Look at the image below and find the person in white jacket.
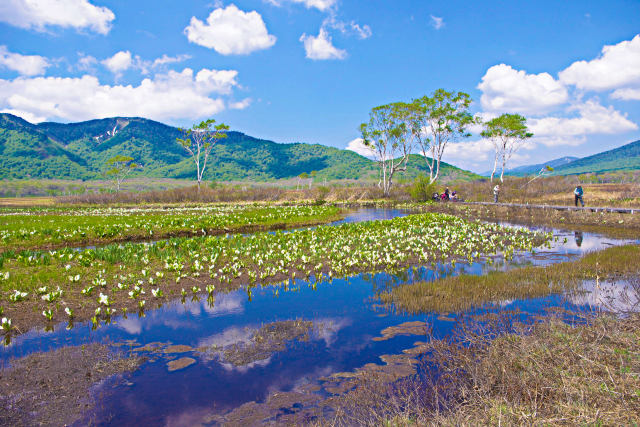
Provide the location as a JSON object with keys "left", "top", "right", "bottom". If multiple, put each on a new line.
{"left": 493, "top": 184, "right": 500, "bottom": 203}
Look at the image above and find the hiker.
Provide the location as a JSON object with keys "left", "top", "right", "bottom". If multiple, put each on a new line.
{"left": 444, "top": 187, "right": 450, "bottom": 201}
{"left": 493, "top": 184, "right": 500, "bottom": 203}
{"left": 574, "top": 185, "right": 585, "bottom": 207}
{"left": 432, "top": 192, "right": 440, "bottom": 202}
{"left": 450, "top": 191, "right": 458, "bottom": 201}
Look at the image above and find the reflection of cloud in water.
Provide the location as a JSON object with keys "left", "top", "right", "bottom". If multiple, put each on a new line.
{"left": 184, "top": 292, "right": 244, "bottom": 317}
{"left": 570, "top": 280, "right": 639, "bottom": 313}
{"left": 220, "top": 357, "right": 271, "bottom": 373}
{"left": 116, "top": 317, "right": 142, "bottom": 335}
{"left": 203, "top": 292, "right": 244, "bottom": 315}
{"left": 198, "top": 325, "right": 255, "bottom": 349}
{"left": 115, "top": 293, "right": 245, "bottom": 335}
{"left": 313, "top": 317, "right": 351, "bottom": 347}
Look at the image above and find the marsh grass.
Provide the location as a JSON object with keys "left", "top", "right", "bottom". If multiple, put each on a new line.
{"left": 424, "top": 202, "right": 640, "bottom": 238}
{"left": 329, "top": 313, "right": 640, "bottom": 426}
{"left": 382, "top": 244, "right": 640, "bottom": 314}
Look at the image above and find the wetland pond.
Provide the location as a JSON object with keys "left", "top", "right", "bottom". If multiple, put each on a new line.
{"left": 1, "top": 208, "right": 637, "bottom": 426}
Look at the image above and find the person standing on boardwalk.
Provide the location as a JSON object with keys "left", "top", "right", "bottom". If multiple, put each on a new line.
{"left": 493, "top": 184, "right": 500, "bottom": 203}
{"left": 574, "top": 185, "right": 585, "bottom": 207}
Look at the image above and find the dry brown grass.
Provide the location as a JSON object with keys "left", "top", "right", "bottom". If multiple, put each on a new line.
{"left": 0, "top": 196, "right": 55, "bottom": 207}
{"left": 424, "top": 201, "right": 640, "bottom": 238}
{"left": 322, "top": 312, "right": 640, "bottom": 427}
{"left": 458, "top": 176, "right": 640, "bottom": 208}
{"left": 382, "top": 244, "right": 640, "bottom": 314}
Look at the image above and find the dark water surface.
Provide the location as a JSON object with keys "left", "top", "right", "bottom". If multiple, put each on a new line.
{"left": 1, "top": 209, "right": 636, "bottom": 426}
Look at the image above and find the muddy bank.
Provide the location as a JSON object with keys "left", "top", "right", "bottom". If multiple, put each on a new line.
{"left": 0, "top": 343, "right": 145, "bottom": 426}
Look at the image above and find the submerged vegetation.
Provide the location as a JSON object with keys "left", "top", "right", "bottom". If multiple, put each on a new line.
{"left": 382, "top": 244, "right": 640, "bottom": 314}
{"left": 0, "top": 212, "right": 547, "bottom": 335}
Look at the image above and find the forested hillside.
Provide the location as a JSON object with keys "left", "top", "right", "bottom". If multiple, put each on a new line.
{"left": 0, "top": 113, "right": 480, "bottom": 182}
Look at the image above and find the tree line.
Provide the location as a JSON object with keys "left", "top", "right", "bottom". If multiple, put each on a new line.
{"left": 360, "top": 89, "right": 533, "bottom": 196}
{"left": 105, "top": 88, "right": 531, "bottom": 195}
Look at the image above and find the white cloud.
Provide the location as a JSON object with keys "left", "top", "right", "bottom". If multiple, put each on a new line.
{"left": 101, "top": 51, "right": 192, "bottom": 76}
{"left": 0, "top": 0, "right": 115, "bottom": 34}
{"left": 0, "top": 68, "right": 240, "bottom": 123}
{"left": 0, "top": 108, "right": 46, "bottom": 123}
{"left": 76, "top": 53, "right": 98, "bottom": 72}
{"left": 444, "top": 139, "right": 494, "bottom": 163}
{"left": 229, "top": 97, "right": 252, "bottom": 109}
{"left": 612, "top": 87, "right": 640, "bottom": 101}
{"left": 185, "top": 4, "right": 276, "bottom": 55}
{"left": 430, "top": 15, "right": 444, "bottom": 30}
{"left": 478, "top": 64, "right": 568, "bottom": 115}
{"left": 300, "top": 28, "right": 347, "bottom": 60}
{"left": 346, "top": 138, "right": 376, "bottom": 158}
{"left": 151, "top": 54, "right": 192, "bottom": 69}
{"left": 266, "top": 0, "right": 337, "bottom": 12}
{"left": 559, "top": 34, "right": 640, "bottom": 92}
{"left": 322, "top": 15, "right": 372, "bottom": 40}
{"left": 101, "top": 50, "right": 132, "bottom": 74}
{"left": 0, "top": 46, "right": 50, "bottom": 76}
{"left": 529, "top": 99, "right": 638, "bottom": 146}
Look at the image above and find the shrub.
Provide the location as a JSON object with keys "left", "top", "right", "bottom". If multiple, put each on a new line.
{"left": 408, "top": 175, "right": 438, "bottom": 202}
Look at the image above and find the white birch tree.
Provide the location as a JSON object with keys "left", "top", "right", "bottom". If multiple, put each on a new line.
{"left": 411, "top": 89, "right": 475, "bottom": 184}
{"left": 176, "top": 119, "right": 229, "bottom": 192}
{"left": 481, "top": 113, "right": 533, "bottom": 182}
{"left": 105, "top": 155, "right": 140, "bottom": 192}
{"left": 360, "top": 102, "right": 413, "bottom": 197}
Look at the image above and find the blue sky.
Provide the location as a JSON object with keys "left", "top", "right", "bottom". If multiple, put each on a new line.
{"left": 0, "top": 0, "right": 639, "bottom": 173}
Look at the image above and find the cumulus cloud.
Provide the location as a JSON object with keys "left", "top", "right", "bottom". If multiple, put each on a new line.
{"left": 0, "top": 0, "right": 115, "bottom": 34}
{"left": 0, "top": 68, "right": 240, "bottom": 123}
{"left": 101, "top": 50, "right": 132, "bottom": 74}
{"left": 430, "top": 15, "right": 444, "bottom": 30}
{"left": 101, "top": 51, "right": 192, "bottom": 76}
{"left": 346, "top": 138, "right": 376, "bottom": 158}
{"left": 75, "top": 53, "right": 98, "bottom": 72}
{"left": 0, "top": 46, "right": 50, "bottom": 76}
{"left": 185, "top": 4, "right": 276, "bottom": 55}
{"left": 529, "top": 99, "right": 638, "bottom": 146}
{"left": 266, "top": 0, "right": 337, "bottom": 12}
{"left": 322, "top": 15, "right": 372, "bottom": 40}
{"left": 612, "top": 87, "right": 640, "bottom": 101}
{"left": 300, "top": 28, "right": 347, "bottom": 60}
{"left": 229, "top": 97, "right": 252, "bottom": 109}
{"left": 559, "top": 34, "right": 640, "bottom": 92}
{"left": 478, "top": 64, "right": 568, "bottom": 115}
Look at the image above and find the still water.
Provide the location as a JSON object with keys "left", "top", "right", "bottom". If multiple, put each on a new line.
{"left": 1, "top": 209, "right": 636, "bottom": 425}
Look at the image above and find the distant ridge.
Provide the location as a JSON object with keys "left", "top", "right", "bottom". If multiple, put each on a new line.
{"left": 551, "top": 139, "right": 640, "bottom": 175}
{"left": 504, "top": 156, "right": 579, "bottom": 177}
{"left": 0, "top": 113, "right": 480, "bottom": 182}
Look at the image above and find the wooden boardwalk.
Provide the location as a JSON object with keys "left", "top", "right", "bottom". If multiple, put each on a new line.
{"left": 463, "top": 201, "right": 639, "bottom": 214}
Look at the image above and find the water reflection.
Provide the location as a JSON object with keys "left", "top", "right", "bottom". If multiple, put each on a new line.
{"left": 1, "top": 210, "right": 637, "bottom": 426}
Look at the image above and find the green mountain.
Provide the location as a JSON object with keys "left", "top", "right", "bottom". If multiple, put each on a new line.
{"left": 0, "top": 113, "right": 480, "bottom": 182}
{"left": 499, "top": 156, "right": 579, "bottom": 177}
{"left": 550, "top": 140, "right": 640, "bottom": 175}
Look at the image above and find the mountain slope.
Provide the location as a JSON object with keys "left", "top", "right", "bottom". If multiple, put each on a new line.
{"left": 0, "top": 113, "right": 480, "bottom": 182}
{"left": 551, "top": 140, "right": 640, "bottom": 175}
{"left": 505, "top": 156, "right": 579, "bottom": 176}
